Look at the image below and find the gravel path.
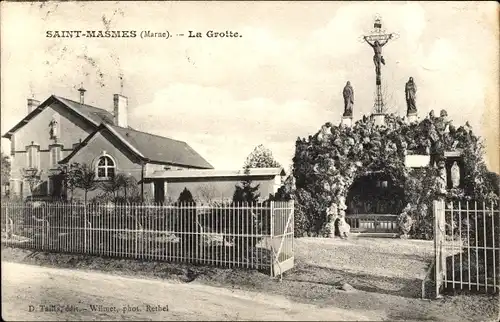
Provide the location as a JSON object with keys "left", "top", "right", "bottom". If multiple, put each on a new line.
{"left": 293, "top": 236, "right": 434, "bottom": 298}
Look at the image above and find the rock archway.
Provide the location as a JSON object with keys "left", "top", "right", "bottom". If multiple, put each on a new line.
{"left": 292, "top": 112, "right": 498, "bottom": 239}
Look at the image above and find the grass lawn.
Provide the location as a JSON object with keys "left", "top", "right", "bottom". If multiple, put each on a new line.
{"left": 2, "top": 235, "right": 499, "bottom": 321}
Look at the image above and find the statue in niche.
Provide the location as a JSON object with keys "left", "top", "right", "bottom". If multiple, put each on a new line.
{"left": 451, "top": 161, "right": 461, "bottom": 188}
{"left": 342, "top": 81, "right": 354, "bottom": 117}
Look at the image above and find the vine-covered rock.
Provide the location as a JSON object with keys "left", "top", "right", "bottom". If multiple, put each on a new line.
{"left": 291, "top": 111, "right": 499, "bottom": 238}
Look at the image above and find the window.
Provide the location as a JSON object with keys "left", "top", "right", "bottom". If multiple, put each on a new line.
{"left": 27, "top": 145, "right": 39, "bottom": 169}
{"left": 50, "top": 146, "right": 62, "bottom": 168}
{"left": 96, "top": 155, "right": 115, "bottom": 179}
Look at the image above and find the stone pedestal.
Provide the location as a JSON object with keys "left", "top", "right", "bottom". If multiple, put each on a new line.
{"left": 341, "top": 116, "right": 353, "bottom": 127}
{"left": 407, "top": 113, "right": 417, "bottom": 123}
{"left": 372, "top": 113, "right": 385, "bottom": 127}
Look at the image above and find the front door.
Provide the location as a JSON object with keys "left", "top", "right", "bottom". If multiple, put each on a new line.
{"left": 154, "top": 180, "right": 165, "bottom": 203}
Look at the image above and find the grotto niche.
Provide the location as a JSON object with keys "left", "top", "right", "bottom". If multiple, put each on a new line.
{"left": 346, "top": 172, "right": 405, "bottom": 215}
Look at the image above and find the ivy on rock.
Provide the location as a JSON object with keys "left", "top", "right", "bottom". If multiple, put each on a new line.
{"left": 291, "top": 111, "right": 499, "bottom": 239}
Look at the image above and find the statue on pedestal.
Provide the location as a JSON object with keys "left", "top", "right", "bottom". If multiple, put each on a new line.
{"left": 326, "top": 203, "right": 338, "bottom": 238}
{"left": 317, "top": 123, "right": 332, "bottom": 143}
{"left": 342, "top": 81, "right": 354, "bottom": 117}
{"left": 334, "top": 196, "right": 350, "bottom": 239}
{"left": 398, "top": 203, "right": 413, "bottom": 239}
{"left": 405, "top": 77, "right": 417, "bottom": 115}
{"left": 49, "top": 117, "right": 59, "bottom": 140}
{"left": 436, "top": 161, "right": 447, "bottom": 194}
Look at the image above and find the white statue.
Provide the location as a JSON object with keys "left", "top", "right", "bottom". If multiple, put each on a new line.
{"left": 318, "top": 124, "right": 332, "bottom": 143}
{"left": 49, "top": 117, "right": 59, "bottom": 140}
{"left": 437, "top": 161, "right": 447, "bottom": 193}
{"left": 451, "top": 161, "right": 460, "bottom": 188}
{"left": 338, "top": 195, "right": 347, "bottom": 211}
{"left": 337, "top": 208, "right": 350, "bottom": 238}
{"left": 326, "top": 203, "right": 338, "bottom": 238}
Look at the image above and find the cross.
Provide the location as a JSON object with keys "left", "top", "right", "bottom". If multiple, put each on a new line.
{"left": 361, "top": 15, "right": 398, "bottom": 114}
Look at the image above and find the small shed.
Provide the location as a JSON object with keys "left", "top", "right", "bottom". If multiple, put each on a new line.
{"left": 145, "top": 167, "right": 286, "bottom": 203}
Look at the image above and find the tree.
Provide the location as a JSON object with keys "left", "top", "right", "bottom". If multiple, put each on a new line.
{"left": 119, "top": 174, "right": 138, "bottom": 201}
{"left": 233, "top": 166, "right": 260, "bottom": 203}
{"left": 58, "top": 164, "right": 78, "bottom": 202}
{"left": 178, "top": 187, "right": 195, "bottom": 203}
{"left": 50, "top": 168, "right": 67, "bottom": 201}
{"left": 485, "top": 171, "right": 500, "bottom": 196}
{"left": 20, "top": 168, "right": 43, "bottom": 201}
{"left": 98, "top": 173, "right": 139, "bottom": 203}
{"left": 1, "top": 152, "right": 10, "bottom": 189}
{"left": 243, "top": 144, "right": 282, "bottom": 168}
{"left": 100, "top": 173, "right": 124, "bottom": 201}
{"left": 71, "top": 163, "right": 97, "bottom": 204}
{"left": 196, "top": 183, "right": 219, "bottom": 203}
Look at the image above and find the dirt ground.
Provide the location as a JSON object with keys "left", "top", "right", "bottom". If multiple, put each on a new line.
{"left": 2, "top": 236, "right": 499, "bottom": 321}
{"left": 2, "top": 261, "right": 383, "bottom": 321}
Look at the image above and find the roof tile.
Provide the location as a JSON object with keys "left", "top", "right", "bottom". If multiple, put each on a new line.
{"left": 109, "top": 125, "right": 214, "bottom": 169}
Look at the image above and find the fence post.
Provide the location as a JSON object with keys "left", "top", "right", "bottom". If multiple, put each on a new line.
{"left": 84, "top": 203, "right": 88, "bottom": 253}
{"left": 269, "top": 201, "right": 274, "bottom": 277}
{"left": 43, "top": 204, "right": 47, "bottom": 250}
{"left": 290, "top": 199, "right": 294, "bottom": 258}
{"left": 5, "top": 205, "right": 12, "bottom": 239}
{"left": 135, "top": 205, "right": 138, "bottom": 258}
{"left": 195, "top": 204, "right": 199, "bottom": 263}
{"left": 434, "top": 199, "right": 444, "bottom": 299}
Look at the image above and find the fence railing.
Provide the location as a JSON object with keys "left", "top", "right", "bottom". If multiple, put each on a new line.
{"left": 434, "top": 199, "right": 500, "bottom": 297}
{"left": 1, "top": 201, "right": 294, "bottom": 277}
{"left": 345, "top": 214, "right": 399, "bottom": 234}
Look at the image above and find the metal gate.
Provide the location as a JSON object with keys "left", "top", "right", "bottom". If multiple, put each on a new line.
{"left": 269, "top": 201, "right": 294, "bottom": 277}
{"left": 434, "top": 199, "right": 500, "bottom": 297}
{"left": 346, "top": 213, "right": 399, "bottom": 234}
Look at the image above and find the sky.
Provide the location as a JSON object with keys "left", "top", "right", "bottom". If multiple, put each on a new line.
{"left": 1, "top": 1, "right": 498, "bottom": 173}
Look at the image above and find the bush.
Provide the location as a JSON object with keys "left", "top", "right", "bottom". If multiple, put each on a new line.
{"left": 177, "top": 188, "right": 195, "bottom": 204}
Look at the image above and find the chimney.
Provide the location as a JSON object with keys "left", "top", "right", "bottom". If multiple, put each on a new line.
{"left": 113, "top": 94, "right": 128, "bottom": 127}
{"left": 27, "top": 98, "right": 40, "bottom": 114}
{"left": 78, "top": 87, "right": 86, "bottom": 104}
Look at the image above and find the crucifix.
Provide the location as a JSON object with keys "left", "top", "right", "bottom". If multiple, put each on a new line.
{"left": 361, "top": 15, "right": 397, "bottom": 114}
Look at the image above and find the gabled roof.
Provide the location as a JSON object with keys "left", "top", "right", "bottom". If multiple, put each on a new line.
{"left": 2, "top": 95, "right": 114, "bottom": 139}
{"left": 146, "top": 167, "right": 285, "bottom": 179}
{"left": 55, "top": 96, "right": 115, "bottom": 125}
{"left": 60, "top": 123, "right": 214, "bottom": 169}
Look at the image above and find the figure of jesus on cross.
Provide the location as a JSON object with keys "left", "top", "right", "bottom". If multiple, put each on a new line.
{"left": 361, "top": 15, "right": 397, "bottom": 114}
{"left": 363, "top": 33, "right": 393, "bottom": 85}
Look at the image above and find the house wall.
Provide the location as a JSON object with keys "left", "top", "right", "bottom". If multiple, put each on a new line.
{"left": 65, "top": 130, "right": 143, "bottom": 202}
{"left": 154, "top": 175, "right": 282, "bottom": 203}
{"left": 65, "top": 132, "right": 194, "bottom": 202}
{"left": 8, "top": 101, "right": 97, "bottom": 198}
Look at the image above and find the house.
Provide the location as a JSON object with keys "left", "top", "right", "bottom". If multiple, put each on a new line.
{"left": 145, "top": 167, "right": 286, "bottom": 203}
{"left": 2, "top": 88, "right": 214, "bottom": 201}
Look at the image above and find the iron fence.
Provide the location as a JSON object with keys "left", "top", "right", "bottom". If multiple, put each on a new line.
{"left": 434, "top": 199, "right": 500, "bottom": 297}
{"left": 345, "top": 214, "right": 399, "bottom": 234}
{"left": 1, "top": 201, "right": 294, "bottom": 277}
